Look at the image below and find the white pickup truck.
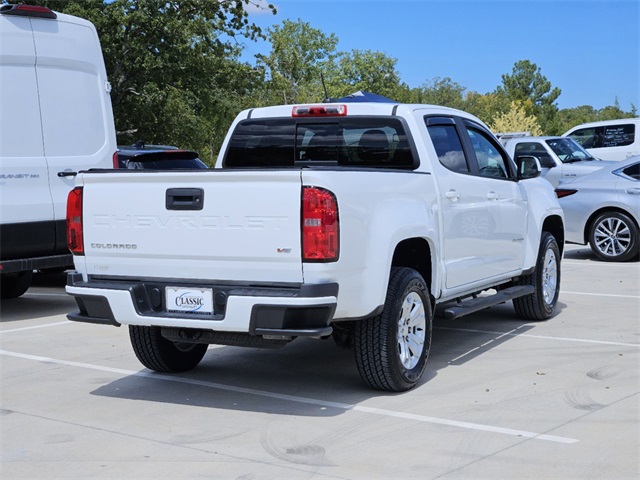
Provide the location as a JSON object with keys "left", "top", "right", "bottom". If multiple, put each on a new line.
{"left": 66, "top": 102, "right": 565, "bottom": 391}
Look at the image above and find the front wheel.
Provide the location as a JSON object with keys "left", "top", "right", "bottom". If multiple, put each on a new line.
{"left": 129, "top": 325, "right": 208, "bottom": 373}
{"left": 589, "top": 211, "right": 639, "bottom": 262}
{"left": 513, "top": 232, "right": 560, "bottom": 320}
{"left": 354, "top": 268, "right": 432, "bottom": 392}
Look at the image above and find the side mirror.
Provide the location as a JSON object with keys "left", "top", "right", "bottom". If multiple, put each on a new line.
{"left": 516, "top": 155, "right": 541, "bottom": 180}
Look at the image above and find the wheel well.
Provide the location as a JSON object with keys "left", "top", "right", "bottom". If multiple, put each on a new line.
{"left": 582, "top": 207, "right": 639, "bottom": 244}
{"left": 391, "top": 238, "right": 432, "bottom": 292}
{"left": 543, "top": 215, "right": 565, "bottom": 255}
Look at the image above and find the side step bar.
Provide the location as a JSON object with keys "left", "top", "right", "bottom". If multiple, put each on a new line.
{"left": 436, "top": 285, "right": 534, "bottom": 320}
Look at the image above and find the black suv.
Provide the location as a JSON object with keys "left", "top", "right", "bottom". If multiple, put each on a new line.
{"left": 117, "top": 143, "right": 207, "bottom": 169}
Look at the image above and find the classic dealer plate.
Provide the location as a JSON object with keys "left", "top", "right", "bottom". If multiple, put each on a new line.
{"left": 166, "top": 287, "right": 214, "bottom": 315}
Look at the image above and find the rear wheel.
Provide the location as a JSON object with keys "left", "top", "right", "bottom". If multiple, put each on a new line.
{"left": 129, "top": 325, "right": 208, "bottom": 373}
{"left": 354, "top": 268, "right": 432, "bottom": 392}
{"left": 0, "top": 270, "right": 33, "bottom": 299}
{"left": 513, "top": 232, "right": 560, "bottom": 320}
{"left": 589, "top": 211, "right": 639, "bottom": 262}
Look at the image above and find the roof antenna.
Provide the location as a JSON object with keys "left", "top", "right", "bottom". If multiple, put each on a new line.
{"left": 321, "top": 73, "right": 336, "bottom": 103}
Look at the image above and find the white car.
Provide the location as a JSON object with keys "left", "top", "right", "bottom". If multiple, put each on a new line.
{"left": 555, "top": 158, "right": 640, "bottom": 262}
{"left": 564, "top": 118, "right": 640, "bottom": 161}
{"left": 502, "top": 136, "right": 613, "bottom": 187}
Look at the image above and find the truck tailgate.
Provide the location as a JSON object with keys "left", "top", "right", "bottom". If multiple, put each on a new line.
{"left": 79, "top": 170, "right": 303, "bottom": 284}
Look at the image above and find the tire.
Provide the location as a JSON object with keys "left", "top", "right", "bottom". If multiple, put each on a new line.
{"left": 129, "top": 325, "right": 208, "bottom": 373}
{"left": 513, "top": 232, "right": 560, "bottom": 320}
{"left": 588, "top": 211, "right": 639, "bottom": 262}
{"left": 354, "top": 267, "right": 432, "bottom": 392}
{"left": 0, "top": 270, "right": 33, "bottom": 299}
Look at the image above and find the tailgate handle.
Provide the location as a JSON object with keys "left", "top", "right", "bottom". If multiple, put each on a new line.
{"left": 166, "top": 188, "right": 204, "bottom": 210}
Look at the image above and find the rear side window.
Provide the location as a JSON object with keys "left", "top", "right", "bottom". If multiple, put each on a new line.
{"left": 569, "top": 124, "right": 635, "bottom": 149}
{"left": 224, "top": 117, "right": 416, "bottom": 169}
{"left": 514, "top": 142, "right": 554, "bottom": 168}
{"left": 427, "top": 124, "right": 469, "bottom": 173}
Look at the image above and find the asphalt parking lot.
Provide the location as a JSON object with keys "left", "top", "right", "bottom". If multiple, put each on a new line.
{"left": 1, "top": 245, "right": 638, "bottom": 479}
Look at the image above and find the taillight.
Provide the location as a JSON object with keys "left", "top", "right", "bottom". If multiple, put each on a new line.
{"left": 112, "top": 151, "right": 119, "bottom": 168}
{"left": 292, "top": 104, "right": 347, "bottom": 117}
{"left": 555, "top": 188, "right": 578, "bottom": 198}
{"left": 302, "top": 187, "right": 339, "bottom": 262}
{"left": 67, "top": 187, "right": 84, "bottom": 255}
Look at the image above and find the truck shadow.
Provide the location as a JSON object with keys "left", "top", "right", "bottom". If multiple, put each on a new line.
{"left": 90, "top": 299, "right": 567, "bottom": 417}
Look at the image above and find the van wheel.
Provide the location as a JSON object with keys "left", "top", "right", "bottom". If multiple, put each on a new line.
{"left": 129, "top": 325, "right": 208, "bottom": 373}
{"left": 354, "top": 268, "right": 432, "bottom": 392}
{"left": 513, "top": 232, "right": 560, "bottom": 320}
{"left": 0, "top": 270, "right": 33, "bottom": 299}
{"left": 589, "top": 211, "right": 639, "bottom": 262}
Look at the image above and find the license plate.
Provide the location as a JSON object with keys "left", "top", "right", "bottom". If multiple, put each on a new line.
{"left": 166, "top": 287, "right": 213, "bottom": 315}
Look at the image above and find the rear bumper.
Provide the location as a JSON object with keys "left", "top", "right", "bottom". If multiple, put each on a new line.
{"left": 65, "top": 273, "right": 338, "bottom": 337}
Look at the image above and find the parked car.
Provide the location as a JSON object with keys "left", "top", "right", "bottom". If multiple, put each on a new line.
{"left": 563, "top": 118, "right": 640, "bottom": 161}
{"left": 555, "top": 158, "right": 640, "bottom": 262}
{"left": 117, "top": 143, "right": 207, "bottom": 169}
{"left": 502, "top": 136, "right": 613, "bottom": 187}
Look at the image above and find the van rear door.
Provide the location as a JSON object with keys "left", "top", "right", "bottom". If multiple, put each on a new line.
{"left": 32, "top": 14, "right": 117, "bottom": 253}
{"left": 0, "top": 11, "right": 55, "bottom": 259}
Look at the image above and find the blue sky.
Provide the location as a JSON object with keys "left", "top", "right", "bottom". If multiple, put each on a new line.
{"left": 242, "top": 0, "right": 640, "bottom": 111}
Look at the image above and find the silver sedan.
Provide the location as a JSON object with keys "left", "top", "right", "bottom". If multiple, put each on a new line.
{"left": 555, "top": 158, "right": 640, "bottom": 262}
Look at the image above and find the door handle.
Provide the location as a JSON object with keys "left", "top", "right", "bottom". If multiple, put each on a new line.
{"left": 486, "top": 191, "right": 498, "bottom": 200}
{"left": 57, "top": 170, "right": 77, "bottom": 178}
{"left": 445, "top": 190, "right": 460, "bottom": 201}
{"left": 626, "top": 188, "right": 640, "bottom": 195}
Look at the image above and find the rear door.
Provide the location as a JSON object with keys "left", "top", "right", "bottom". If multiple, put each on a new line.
{"left": 0, "top": 13, "right": 55, "bottom": 259}
{"left": 425, "top": 115, "right": 528, "bottom": 289}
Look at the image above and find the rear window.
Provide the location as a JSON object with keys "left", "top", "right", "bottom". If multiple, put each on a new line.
{"left": 223, "top": 117, "right": 416, "bottom": 169}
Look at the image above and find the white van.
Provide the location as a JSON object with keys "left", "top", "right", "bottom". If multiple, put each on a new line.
{"left": 563, "top": 118, "right": 640, "bottom": 161}
{"left": 0, "top": 4, "right": 117, "bottom": 298}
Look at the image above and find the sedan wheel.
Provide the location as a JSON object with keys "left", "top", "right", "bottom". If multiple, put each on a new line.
{"left": 589, "top": 211, "right": 639, "bottom": 262}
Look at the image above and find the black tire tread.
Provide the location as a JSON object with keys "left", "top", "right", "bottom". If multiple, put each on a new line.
{"left": 513, "top": 232, "right": 560, "bottom": 321}
{"left": 354, "top": 267, "right": 431, "bottom": 392}
{"left": 129, "top": 325, "right": 207, "bottom": 373}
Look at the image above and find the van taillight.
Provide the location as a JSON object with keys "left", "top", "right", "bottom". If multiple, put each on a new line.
{"left": 302, "top": 187, "right": 339, "bottom": 262}
{"left": 113, "top": 151, "right": 119, "bottom": 168}
{"left": 67, "top": 187, "right": 84, "bottom": 255}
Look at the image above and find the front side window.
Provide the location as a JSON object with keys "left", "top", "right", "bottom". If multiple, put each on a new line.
{"left": 466, "top": 128, "right": 509, "bottom": 178}
{"left": 618, "top": 162, "right": 640, "bottom": 180}
{"left": 224, "top": 117, "right": 415, "bottom": 168}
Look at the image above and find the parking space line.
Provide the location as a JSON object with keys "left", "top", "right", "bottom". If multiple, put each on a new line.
{"left": 562, "top": 291, "right": 639, "bottom": 299}
{"left": 0, "top": 348, "right": 578, "bottom": 444}
{"left": 1, "top": 321, "right": 72, "bottom": 334}
{"left": 436, "top": 327, "right": 640, "bottom": 348}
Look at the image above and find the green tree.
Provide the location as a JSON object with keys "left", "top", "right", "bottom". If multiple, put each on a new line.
{"left": 30, "top": 0, "right": 275, "bottom": 162}
{"left": 256, "top": 19, "right": 338, "bottom": 104}
{"left": 327, "top": 49, "right": 404, "bottom": 100}
{"left": 497, "top": 60, "right": 561, "bottom": 108}
{"left": 402, "top": 77, "right": 466, "bottom": 109}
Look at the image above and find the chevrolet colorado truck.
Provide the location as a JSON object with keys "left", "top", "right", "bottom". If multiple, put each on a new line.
{"left": 65, "top": 102, "right": 565, "bottom": 391}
